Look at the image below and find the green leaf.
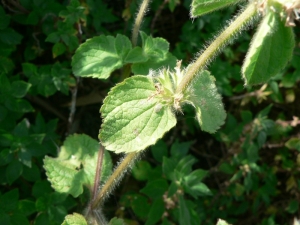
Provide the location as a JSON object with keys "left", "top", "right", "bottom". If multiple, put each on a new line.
{"left": 44, "top": 134, "right": 112, "bottom": 197}
{"left": 131, "top": 32, "right": 177, "bottom": 75}
{"left": 10, "top": 213, "right": 30, "bottom": 225}
{"left": 11, "top": 81, "right": 31, "bottom": 98}
{"left": 186, "top": 70, "right": 226, "bottom": 133}
{"left": 285, "top": 138, "right": 300, "bottom": 151}
{"left": 52, "top": 42, "right": 66, "bottom": 58}
{"left": 145, "top": 198, "right": 165, "bottom": 225}
{"left": 109, "top": 217, "right": 126, "bottom": 225}
{"left": 18, "top": 200, "right": 36, "bottom": 216}
{"left": 178, "top": 195, "right": 191, "bottom": 225}
{"left": 242, "top": 11, "right": 295, "bottom": 85}
{"left": 151, "top": 140, "right": 168, "bottom": 163}
{"left": 216, "top": 219, "right": 230, "bottom": 225}
{"left": 61, "top": 213, "right": 87, "bottom": 225}
{"left": 132, "top": 161, "right": 153, "bottom": 181}
{"left": 140, "top": 179, "right": 168, "bottom": 199}
{"left": 0, "top": 6, "right": 10, "bottom": 30}
{"left": 286, "top": 199, "right": 299, "bottom": 214}
{"left": 0, "top": 28, "right": 23, "bottom": 45}
{"left": 191, "top": 0, "right": 240, "bottom": 17}
{"left": 72, "top": 34, "right": 141, "bottom": 79}
{"left": 0, "top": 189, "right": 19, "bottom": 212}
{"left": 6, "top": 159, "right": 23, "bottom": 184}
{"left": 131, "top": 194, "right": 151, "bottom": 219}
{"left": 99, "top": 75, "right": 177, "bottom": 153}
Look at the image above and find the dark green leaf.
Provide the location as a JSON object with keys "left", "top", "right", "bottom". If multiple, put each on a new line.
{"left": 18, "top": 200, "right": 36, "bottom": 216}
{"left": 0, "top": 28, "right": 23, "bottom": 45}
{"left": 0, "top": 6, "right": 10, "bottom": 30}
{"left": 141, "top": 179, "right": 168, "bottom": 199}
{"left": 178, "top": 195, "right": 191, "bottom": 225}
{"left": 6, "top": 159, "right": 23, "bottom": 184}
{"left": 0, "top": 189, "right": 19, "bottom": 212}
{"left": 132, "top": 161, "right": 153, "bottom": 181}
{"left": 52, "top": 42, "right": 67, "bottom": 58}
{"left": 145, "top": 198, "right": 165, "bottom": 225}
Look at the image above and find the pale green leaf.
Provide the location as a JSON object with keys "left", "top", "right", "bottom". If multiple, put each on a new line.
{"left": 44, "top": 134, "right": 112, "bottom": 197}
{"left": 131, "top": 32, "right": 177, "bottom": 75}
{"left": 191, "top": 0, "right": 240, "bottom": 18}
{"left": 72, "top": 34, "right": 132, "bottom": 79}
{"left": 242, "top": 11, "right": 295, "bottom": 85}
{"left": 216, "top": 219, "right": 230, "bottom": 225}
{"left": 61, "top": 213, "right": 87, "bottom": 225}
{"left": 99, "top": 75, "right": 177, "bottom": 153}
{"left": 186, "top": 70, "right": 226, "bottom": 133}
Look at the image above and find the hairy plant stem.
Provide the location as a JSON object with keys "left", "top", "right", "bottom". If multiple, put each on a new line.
{"left": 91, "top": 152, "right": 139, "bottom": 209}
{"left": 175, "top": 2, "right": 259, "bottom": 95}
{"left": 92, "top": 145, "right": 105, "bottom": 202}
{"left": 131, "top": 0, "right": 151, "bottom": 46}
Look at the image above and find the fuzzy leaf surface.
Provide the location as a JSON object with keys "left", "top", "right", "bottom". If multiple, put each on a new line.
{"left": 99, "top": 75, "right": 176, "bottom": 153}
{"left": 72, "top": 34, "right": 146, "bottom": 79}
{"left": 242, "top": 11, "right": 295, "bottom": 85}
{"left": 187, "top": 70, "right": 226, "bottom": 133}
{"left": 131, "top": 32, "right": 177, "bottom": 75}
{"left": 44, "top": 134, "right": 112, "bottom": 197}
{"left": 191, "top": 0, "right": 240, "bottom": 17}
{"left": 61, "top": 213, "right": 87, "bottom": 225}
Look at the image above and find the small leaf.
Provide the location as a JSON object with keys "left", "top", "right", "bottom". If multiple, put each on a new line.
{"left": 109, "top": 218, "right": 126, "bottom": 225}
{"left": 242, "top": 11, "right": 295, "bottom": 85}
{"left": 285, "top": 138, "right": 300, "bottom": 151}
{"left": 6, "top": 159, "right": 23, "bottom": 184}
{"left": 191, "top": 0, "right": 240, "bottom": 17}
{"left": 0, "top": 189, "right": 19, "bottom": 212}
{"left": 99, "top": 75, "right": 176, "bottom": 153}
{"left": 72, "top": 34, "right": 137, "bottom": 79}
{"left": 61, "top": 213, "right": 87, "bottom": 225}
{"left": 0, "top": 6, "right": 10, "bottom": 30}
{"left": 145, "top": 198, "right": 165, "bottom": 225}
{"left": 11, "top": 81, "right": 31, "bottom": 98}
{"left": 44, "top": 134, "right": 112, "bottom": 197}
{"left": 131, "top": 32, "right": 177, "bottom": 75}
{"left": 0, "top": 28, "right": 23, "bottom": 45}
{"left": 186, "top": 70, "right": 226, "bottom": 133}
{"left": 140, "top": 179, "right": 168, "bottom": 199}
{"left": 52, "top": 42, "right": 66, "bottom": 58}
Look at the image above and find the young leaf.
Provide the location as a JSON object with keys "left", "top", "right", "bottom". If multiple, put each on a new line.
{"left": 191, "top": 0, "right": 240, "bottom": 18}
{"left": 99, "top": 75, "right": 177, "bottom": 153}
{"left": 61, "top": 213, "right": 87, "bottom": 225}
{"left": 242, "top": 11, "right": 295, "bottom": 85}
{"left": 44, "top": 134, "right": 112, "bottom": 197}
{"left": 72, "top": 34, "right": 146, "bottom": 79}
{"left": 186, "top": 70, "right": 226, "bottom": 133}
{"left": 131, "top": 32, "right": 177, "bottom": 75}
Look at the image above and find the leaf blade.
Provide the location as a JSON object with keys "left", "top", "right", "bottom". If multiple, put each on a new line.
{"left": 242, "top": 11, "right": 295, "bottom": 85}
{"left": 99, "top": 75, "right": 177, "bottom": 153}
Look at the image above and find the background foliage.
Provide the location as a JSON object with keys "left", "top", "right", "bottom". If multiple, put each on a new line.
{"left": 1, "top": 0, "right": 300, "bottom": 224}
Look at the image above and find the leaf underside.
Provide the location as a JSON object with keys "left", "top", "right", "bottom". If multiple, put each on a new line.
{"left": 44, "top": 134, "right": 112, "bottom": 197}
{"left": 187, "top": 70, "right": 226, "bottom": 133}
{"left": 242, "top": 11, "right": 295, "bottom": 85}
{"left": 191, "top": 0, "right": 240, "bottom": 18}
